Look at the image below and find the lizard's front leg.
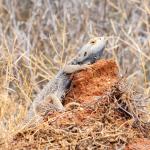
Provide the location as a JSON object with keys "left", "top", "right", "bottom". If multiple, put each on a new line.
{"left": 63, "top": 64, "right": 90, "bottom": 74}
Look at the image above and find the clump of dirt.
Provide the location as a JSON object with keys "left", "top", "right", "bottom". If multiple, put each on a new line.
{"left": 2, "top": 59, "right": 150, "bottom": 150}
{"left": 65, "top": 59, "right": 119, "bottom": 104}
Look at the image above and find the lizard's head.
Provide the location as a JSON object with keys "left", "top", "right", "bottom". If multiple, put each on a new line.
{"left": 72, "top": 37, "right": 106, "bottom": 65}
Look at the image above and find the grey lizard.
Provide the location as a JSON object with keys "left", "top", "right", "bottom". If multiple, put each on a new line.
{"left": 23, "top": 37, "right": 106, "bottom": 126}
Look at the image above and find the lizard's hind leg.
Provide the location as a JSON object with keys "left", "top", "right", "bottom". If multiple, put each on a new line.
{"left": 35, "top": 94, "right": 65, "bottom": 117}
{"left": 50, "top": 94, "right": 65, "bottom": 111}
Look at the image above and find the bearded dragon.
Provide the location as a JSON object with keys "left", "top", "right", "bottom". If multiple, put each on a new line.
{"left": 24, "top": 37, "right": 106, "bottom": 125}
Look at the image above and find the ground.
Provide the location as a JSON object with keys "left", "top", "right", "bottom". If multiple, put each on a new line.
{"left": 1, "top": 59, "right": 149, "bottom": 150}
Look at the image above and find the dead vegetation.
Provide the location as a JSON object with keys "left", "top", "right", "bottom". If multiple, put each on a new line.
{"left": 0, "top": 0, "right": 150, "bottom": 149}
{"left": 1, "top": 59, "right": 150, "bottom": 149}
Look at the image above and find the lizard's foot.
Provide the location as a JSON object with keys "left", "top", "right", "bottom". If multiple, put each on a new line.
{"left": 80, "top": 64, "right": 91, "bottom": 70}
{"left": 50, "top": 94, "right": 65, "bottom": 111}
{"left": 63, "top": 64, "right": 90, "bottom": 74}
{"left": 65, "top": 102, "right": 81, "bottom": 110}
{"left": 35, "top": 102, "right": 58, "bottom": 116}
{"left": 34, "top": 95, "right": 65, "bottom": 118}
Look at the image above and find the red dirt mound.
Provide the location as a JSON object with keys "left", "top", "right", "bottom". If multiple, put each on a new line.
{"left": 52, "top": 59, "right": 119, "bottom": 127}
{"left": 65, "top": 59, "right": 119, "bottom": 104}
{"left": 43, "top": 59, "right": 118, "bottom": 127}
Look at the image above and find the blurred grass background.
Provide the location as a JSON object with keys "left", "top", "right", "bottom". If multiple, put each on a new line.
{"left": 0, "top": 0, "right": 149, "bottom": 140}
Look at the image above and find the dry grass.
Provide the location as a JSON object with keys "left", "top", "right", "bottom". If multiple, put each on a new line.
{"left": 2, "top": 78, "right": 150, "bottom": 149}
{"left": 0, "top": 0, "right": 150, "bottom": 148}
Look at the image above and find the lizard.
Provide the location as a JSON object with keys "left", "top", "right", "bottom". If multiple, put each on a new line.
{"left": 23, "top": 37, "right": 106, "bottom": 126}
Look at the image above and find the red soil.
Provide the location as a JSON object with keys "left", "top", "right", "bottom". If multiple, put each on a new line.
{"left": 65, "top": 59, "right": 119, "bottom": 104}
{"left": 125, "top": 138, "right": 150, "bottom": 150}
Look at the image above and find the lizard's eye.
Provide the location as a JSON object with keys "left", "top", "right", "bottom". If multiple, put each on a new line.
{"left": 84, "top": 52, "right": 87, "bottom": 56}
{"left": 90, "top": 39, "right": 96, "bottom": 44}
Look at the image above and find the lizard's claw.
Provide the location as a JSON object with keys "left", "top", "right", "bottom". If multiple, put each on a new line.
{"left": 81, "top": 64, "right": 91, "bottom": 70}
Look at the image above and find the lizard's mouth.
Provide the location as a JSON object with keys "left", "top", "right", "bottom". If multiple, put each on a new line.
{"left": 71, "top": 45, "right": 105, "bottom": 65}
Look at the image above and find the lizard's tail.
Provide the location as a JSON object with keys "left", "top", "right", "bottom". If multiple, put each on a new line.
{"left": 17, "top": 107, "right": 43, "bottom": 131}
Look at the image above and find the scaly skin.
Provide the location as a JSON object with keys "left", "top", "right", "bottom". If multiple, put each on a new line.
{"left": 24, "top": 37, "right": 106, "bottom": 125}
